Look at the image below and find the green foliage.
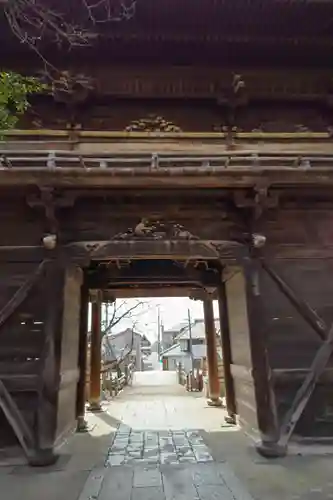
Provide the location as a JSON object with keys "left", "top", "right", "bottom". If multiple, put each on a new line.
{"left": 0, "top": 71, "right": 46, "bottom": 133}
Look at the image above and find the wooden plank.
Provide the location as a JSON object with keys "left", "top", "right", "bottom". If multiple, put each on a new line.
{"left": 0, "top": 260, "right": 47, "bottom": 332}
{"left": 1, "top": 374, "right": 39, "bottom": 392}
{"left": 272, "top": 368, "right": 333, "bottom": 384}
{"left": 261, "top": 260, "right": 327, "bottom": 340}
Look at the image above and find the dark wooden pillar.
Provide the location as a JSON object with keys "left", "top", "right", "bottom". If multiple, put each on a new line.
{"left": 34, "top": 260, "right": 63, "bottom": 466}
{"left": 33, "top": 262, "right": 82, "bottom": 465}
{"left": 243, "top": 258, "right": 280, "bottom": 456}
{"left": 88, "top": 291, "right": 102, "bottom": 412}
{"left": 203, "top": 296, "right": 222, "bottom": 406}
{"left": 76, "top": 284, "right": 89, "bottom": 431}
{"left": 218, "top": 282, "right": 237, "bottom": 424}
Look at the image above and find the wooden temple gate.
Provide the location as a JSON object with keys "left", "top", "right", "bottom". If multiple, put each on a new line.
{"left": 1, "top": 0, "right": 333, "bottom": 466}
{"left": 0, "top": 153, "right": 333, "bottom": 465}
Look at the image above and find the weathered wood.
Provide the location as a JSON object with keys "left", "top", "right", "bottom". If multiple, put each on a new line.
{"left": 242, "top": 257, "right": 280, "bottom": 455}
{"left": 0, "top": 379, "right": 34, "bottom": 458}
{"left": 76, "top": 284, "right": 89, "bottom": 432}
{"left": 88, "top": 292, "right": 102, "bottom": 412}
{"left": 0, "top": 260, "right": 47, "bottom": 331}
{"left": 272, "top": 368, "right": 333, "bottom": 384}
{"left": 218, "top": 281, "right": 237, "bottom": 424}
{"left": 203, "top": 297, "right": 222, "bottom": 406}
{"left": 277, "top": 322, "right": 333, "bottom": 451}
{"left": 261, "top": 260, "right": 327, "bottom": 341}
{"left": 35, "top": 260, "right": 63, "bottom": 466}
{"left": 0, "top": 374, "right": 39, "bottom": 392}
{"left": 0, "top": 168, "right": 333, "bottom": 189}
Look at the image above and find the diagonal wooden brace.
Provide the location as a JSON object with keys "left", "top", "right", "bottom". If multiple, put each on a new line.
{"left": 0, "top": 260, "right": 48, "bottom": 331}
{"left": 277, "top": 322, "right": 333, "bottom": 450}
{"left": 253, "top": 259, "right": 333, "bottom": 456}
{"left": 0, "top": 379, "right": 34, "bottom": 458}
{"left": 261, "top": 260, "right": 327, "bottom": 341}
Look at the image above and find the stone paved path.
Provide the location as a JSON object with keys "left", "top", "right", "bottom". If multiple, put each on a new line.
{"left": 75, "top": 371, "right": 254, "bottom": 500}
{"left": 106, "top": 427, "right": 214, "bottom": 466}
{"left": 78, "top": 461, "right": 254, "bottom": 500}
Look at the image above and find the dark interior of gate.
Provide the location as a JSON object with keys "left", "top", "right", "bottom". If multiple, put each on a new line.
{"left": 0, "top": 186, "right": 333, "bottom": 464}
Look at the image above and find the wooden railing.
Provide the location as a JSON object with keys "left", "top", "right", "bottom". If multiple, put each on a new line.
{"left": 101, "top": 362, "right": 134, "bottom": 397}
{"left": 85, "top": 362, "right": 134, "bottom": 400}
{"left": 1, "top": 149, "right": 333, "bottom": 170}
{"left": 177, "top": 364, "right": 203, "bottom": 392}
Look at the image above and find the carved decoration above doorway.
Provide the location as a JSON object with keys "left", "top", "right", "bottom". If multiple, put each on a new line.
{"left": 112, "top": 218, "right": 199, "bottom": 241}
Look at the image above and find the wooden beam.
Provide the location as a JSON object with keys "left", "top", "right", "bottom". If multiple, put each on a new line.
{"left": 102, "top": 287, "right": 218, "bottom": 299}
{"left": 1, "top": 168, "right": 333, "bottom": 189}
{"left": 82, "top": 239, "right": 240, "bottom": 262}
{"left": 88, "top": 292, "right": 102, "bottom": 412}
{"left": 2, "top": 129, "right": 331, "bottom": 141}
{"left": 242, "top": 257, "right": 280, "bottom": 456}
{"left": 76, "top": 284, "right": 89, "bottom": 432}
{"left": 203, "top": 297, "right": 222, "bottom": 406}
{"left": 218, "top": 282, "right": 237, "bottom": 424}
{"left": 35, "top": 260, "right": 63, "bottom": 466}
{"left": 272, "top": 368, "right": 333, "bottom": 384}
{"left": 0, "top": 260, "right": 47, "bottom": 330}
{"left": 0, "top": 379, "right": 34, "bottom": 459}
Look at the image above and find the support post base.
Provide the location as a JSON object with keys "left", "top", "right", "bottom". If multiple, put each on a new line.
{"left": 256, "top": 440, "right": 287, "bottom": 459}
{"left": 224, "top": 414, "right": 237, "bottom": 425}
{"left": 28, "top": 449, "right": 58, "bottom": 467}
{"left": 207, "top": 397, "right": 223, "bottom": 407}
{"left": 87, "top": 401, "right": 102, "bottom": 412}
{"left": 76, "top": 416, "right": 89, "bottom": 433}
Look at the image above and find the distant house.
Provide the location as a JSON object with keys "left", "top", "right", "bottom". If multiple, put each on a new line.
{"left": 161, "top": 319, "right": 221, "bottom": 373}
{"left": 102, "top": 328, "right": 151, "bottom": 370}
{"left": 161, "top": 321, "right": 188, "bottom": 351}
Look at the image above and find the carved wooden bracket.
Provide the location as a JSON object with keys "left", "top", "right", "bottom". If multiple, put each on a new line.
{"left": 27, "top": 187, "right": 76, "bottom": 236}
{"left": 232, "top": 184, "right": 279, "bottom": 220}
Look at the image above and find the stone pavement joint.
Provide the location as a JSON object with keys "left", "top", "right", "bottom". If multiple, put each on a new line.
{"left": 76, "top": 420, "right": 255, "bottom": 500}
{"left": 105, "top": 427, "right": 214, "bottom": 467}
{"left": 78, "top": 461, "right": 255, "bottom": 500}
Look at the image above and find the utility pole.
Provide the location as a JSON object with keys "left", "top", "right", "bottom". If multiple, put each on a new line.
{"left": 105, "top": 300, "right": 109, "bottom": 330}
{"left": 157, "top": 306, "right": 161, "bottom": 361}
{"left": 187, "top": 308, "right": 194, "bottom": 371}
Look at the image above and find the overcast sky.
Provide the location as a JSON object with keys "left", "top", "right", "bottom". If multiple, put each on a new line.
{"left": 96, "top": 297, "right": 220, "bottom": 342}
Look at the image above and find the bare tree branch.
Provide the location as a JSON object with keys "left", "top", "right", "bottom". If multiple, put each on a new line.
{"left": 2, "top": 0, "right": 137, "bottom": 71}
{"left": 101, "top": 299, "right": 152, "bottom": 368}
{"left": 101, "top": 299, "right": 148, "bottom": 336}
